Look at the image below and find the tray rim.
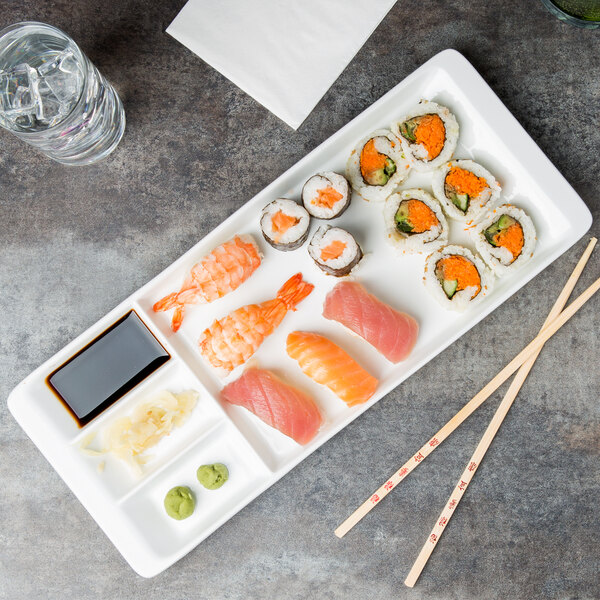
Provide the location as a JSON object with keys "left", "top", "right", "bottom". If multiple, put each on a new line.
{"left": 7, "top": 48, "right": 593, "bottom": 578}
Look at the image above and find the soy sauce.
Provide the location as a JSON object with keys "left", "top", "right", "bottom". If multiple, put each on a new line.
{"left": 47, "top": 310, "right": 170, "bottom": 427}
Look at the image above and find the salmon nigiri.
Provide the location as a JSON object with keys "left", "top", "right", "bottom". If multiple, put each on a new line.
{"left": 323, "top": 281, "right": 419, "bottom": 363}
{"left": 153, "top": 235, "right": 262, "bottom": 332}
{"left": 220, "top": 368, "right": 322, "bottom": 444}
{"left": 286, "top": 331, "right": 378, "bottom": 407}
{"left": 199, "top": 273, "right": 314, "bottom": 375}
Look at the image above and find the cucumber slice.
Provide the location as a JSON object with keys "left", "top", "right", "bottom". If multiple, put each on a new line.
{"left": 384, "top": 158, "right": 396, "bottom": 178}
{"left": 484, "top": 225, "right": 499, "bottom": 246}
{"left": 395, "top": 219, "right": 414, "bottom": 234}
{"left": 399, "top": 120, "right": 417, "bottom": 142}
{"left": 450, "top": 192, "right": 469, "bottom": 212}
{"left": 442, "top": 279, "right": 458, "bottom": 299}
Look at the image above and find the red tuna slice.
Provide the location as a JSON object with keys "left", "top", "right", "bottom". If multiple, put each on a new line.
{"left": 220, "top": 368, "right": 323, "bottom": 445}
{"left": 323, "top": 281, "right": 419, "bottom": 363}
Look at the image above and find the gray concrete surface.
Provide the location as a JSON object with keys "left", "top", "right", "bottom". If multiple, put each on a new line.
{"left": 1, "top": 1, "right": 599, "bottom": 598}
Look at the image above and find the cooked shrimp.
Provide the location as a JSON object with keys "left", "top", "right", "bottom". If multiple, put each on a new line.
{"left": 153, "top": 235, "right": 261, "bottom": 332}
{"left": 199, "top": 273, "right": 314, "bottom": 374}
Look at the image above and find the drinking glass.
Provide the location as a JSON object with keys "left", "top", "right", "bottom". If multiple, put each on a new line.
{"left": 0, "top": 22, "right": 125, "bottom": 165}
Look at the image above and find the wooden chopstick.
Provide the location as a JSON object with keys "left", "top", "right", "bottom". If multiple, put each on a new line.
{"left": 404, "top": 238, "right": 597, "bottom": 587}
{"left": 335, "top": 239, "right": 598, "bottom": 539}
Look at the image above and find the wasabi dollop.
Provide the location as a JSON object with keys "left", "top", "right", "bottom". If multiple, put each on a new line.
{"left": 164, "top": 486, "right": 195, "bottom": 520}
{"left": 197, "top": 463, "right": 229, "bottom": 490}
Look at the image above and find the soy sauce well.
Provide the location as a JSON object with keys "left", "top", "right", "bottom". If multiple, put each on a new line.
{"left": 47, "top": 311, "right": 170, "bottom": 427}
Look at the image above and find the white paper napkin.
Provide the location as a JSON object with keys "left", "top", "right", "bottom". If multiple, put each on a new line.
{"left": 167, "top": 0, "right": 397, "bottom": 129}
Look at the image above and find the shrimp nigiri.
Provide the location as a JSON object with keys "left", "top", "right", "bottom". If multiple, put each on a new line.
{"left": 286, "top": 331, "right": 378, "bottom": 406}
{"left": 153, "top": 235, "right": 262, "bottom": 332}
{"left": 199, "top": 273, "right": 314, "bottom": 374}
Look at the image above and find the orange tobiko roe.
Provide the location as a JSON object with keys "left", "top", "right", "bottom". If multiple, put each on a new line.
{"left": 313, "top": 186, "right": 343, "bottom": 209}
{"left": 360, "top": 138, "right": 388, "bottom": 180}
{"left": 494, "top": 222, "right": 524, "bottom": 261}
{"left": 438, "top": 255, "right": 481, "bottom": 296}
{"left": 406, "top": 199, "right": 440, "bottom": 233}
{"left": 320, "top": 240, "right": 347, "bottom": 261}
{"left": 445, "top": 167, "right": 488, "bottom": 197}
{"left": 414, "top": 114, "right": 446, "bottom": 159}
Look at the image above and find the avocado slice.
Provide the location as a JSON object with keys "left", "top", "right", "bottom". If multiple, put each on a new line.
{"left": 365, "top": 169, "right": 389, "bottom": 186}
{"left": 442, "top": 278, "right": 458, "bottom": 299}
{"left": 394, "top": 200, "right": 414, "bottom": 233}
{"left": 364, "top": 157, "right": 396, "bottom": 187}
{"left": 497, "top": 214, "right": 516, "bottom": 229}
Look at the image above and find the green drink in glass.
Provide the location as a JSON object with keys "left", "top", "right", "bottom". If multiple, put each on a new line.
{"left": 541, "top": 0, "right": 600, "bottom": 27}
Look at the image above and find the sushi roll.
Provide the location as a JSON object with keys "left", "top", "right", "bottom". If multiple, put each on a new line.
{"left": 346, "top": 129, "right": 410, "bottom": 202}
{"left": 432, "top": 159, "right": 501, "bottom": 222}
{"left": 308, "top": 225, "right": 363, "bottom": 277}
{"left": 392, "top": 100, "right": 459, "bottom": 172}
{"left": 260, "top": 198, "right": 310, "bottom": 251}
{"left": 384, "top": 188, "right": 449, "bottom": 254}
{"left": 424, "top": 245, "right": 494, "bottom": 311}
{"left": 472, "top": 204, "right": 536, "bottom": 275}
{"left": 302, "top": 171, "right": 350, "bottom": 219}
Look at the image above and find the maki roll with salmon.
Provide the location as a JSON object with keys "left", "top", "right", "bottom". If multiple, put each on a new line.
{"left": 308, "top": 225, "right": 363, "bottom": 276}
{"left": 346, "top": 129, "right": 410, "bottom": 202}
{"left": 472, "top": 205, "right": 536, "bottom": 275}
{"left": 302, "top": 171, "right": 350, "bottom": 219}
{"left": 384, "top": 188, "right": 448, "bottom": 254}
{"left": 260, "top": 198, "right": 311, "bottom": 251}
{"left": 432, "top": 159, "right": 501, "bottom": 222}
{"left": 424, "top": 245, "right": 494, "bottom": 311}
{"left": 392, "top": 101, "right": 459, "bottom": 172}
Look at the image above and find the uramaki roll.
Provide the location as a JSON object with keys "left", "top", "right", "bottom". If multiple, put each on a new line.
{"left": 392, "top": 100, "right": 459, "bottom": 172}
{"left": 346, "top": 129, "right": 410, "bottom": 202}
{"left": 384, "top": 188, "right": 449, "bottom": 254}
{"left": 472, "top": 204, "right": 536, "bottom": 275}
{"left": 424, "top": 244, "right": 494, "bottom": 311}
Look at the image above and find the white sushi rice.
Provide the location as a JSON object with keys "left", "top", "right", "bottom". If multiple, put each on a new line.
{"left": 308, "top": 225, "right": 362, "bottom": 276}
{"left": 423, "top": 245, "right": 494, "bottom": 312}
{"left": 260, "top": 198, "right": 310, "bottom": 250}
{"left": 346, "top": 129, "right": 410, "bottom": 202}
{"left": 432, "top": 159, "right": 501, "bottom": 222}
{"left": 391, "top": 100, "right": 459, "bottom": 172}
{"left": 384, "top": 188, "right": 449, "bottom": 254}
{"left": 471, "top": 204, "right": 537, "bottom": 276}
{"left": 302, "top": 171, "right": 350, "bottom": 219}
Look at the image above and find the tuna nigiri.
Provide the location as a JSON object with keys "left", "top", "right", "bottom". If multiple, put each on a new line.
{"left": 322, "top": 281, "right": 419, "bottom": 363}
{"left": 153, "top": 235, "right": 262, "bottom": 332}
{"left": 220, "top": 368, "right": 322, "bottom": 445}
{"left": 286, "top": 331, "right": 378, "bottom": 407}
{"left": 199, "top": 273, "right": 314, "bottom": 374}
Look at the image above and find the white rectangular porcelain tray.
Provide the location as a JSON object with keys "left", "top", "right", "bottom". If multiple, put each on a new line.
{"left": 8, "top": 49, "right": 592, "bottom": 578}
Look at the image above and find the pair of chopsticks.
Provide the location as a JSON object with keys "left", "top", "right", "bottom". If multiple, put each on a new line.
{"left": 334, "top": 237, "right": 598, "bottom": 586}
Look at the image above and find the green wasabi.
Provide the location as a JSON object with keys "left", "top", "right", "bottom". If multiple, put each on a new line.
{"left": 164, "top": 486, "right": 195, "bottom": 520}
{"left": 197, "top": 463, "right": 229, "bottom": 490}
